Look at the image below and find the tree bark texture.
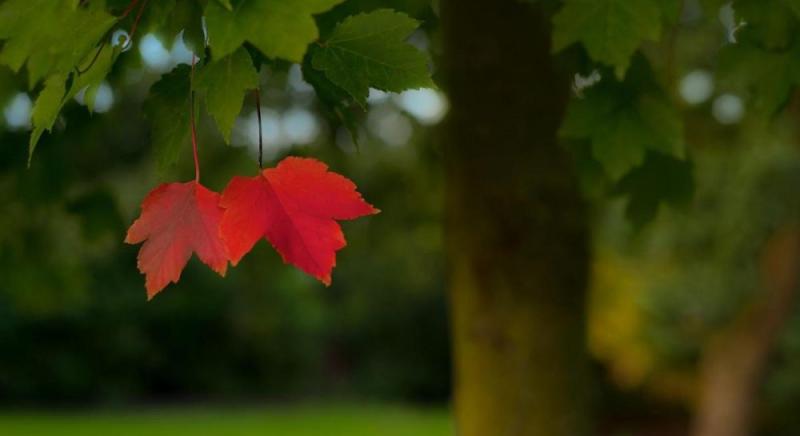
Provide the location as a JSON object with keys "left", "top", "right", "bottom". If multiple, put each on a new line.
{"left": 440, "top": 1, "right": 591, "bottom": 435}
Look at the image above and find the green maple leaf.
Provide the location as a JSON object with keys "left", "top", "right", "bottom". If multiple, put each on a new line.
{"left": 310, "top": 9, "right": 433, "bottom": 106}
{"left": 124, "top": 1, "right": 205, "bottom": 55}
{"left": 196, "top": 48, "right": 260, "bottom": 143}
{"left": 616, "top": 152, "right": 694, "bottom": 228}
{"left": 143, "top": 66, "right": 193, "bottom": 173}
{"left": 164, "top": 0, "right": 206, "bottom": 53}
{"left": 552, "top": 0, "right": 663, "bottom": 78}
{"left": 302, "top": 53, "right": 361, "bottom": 146}
{"left": 134, "top": 0, "right": 178, "bottom": 36}
{"left": 28, "top": 75, "right": 67, "bottom": 163}
{"left": 29, "top": 44, "right": 120, "bottom": 161}
{"left": 561, "top": 67, "right": 684, "bottom": 180}
{"left": 204, "top": 0, "right": 344, "bottom": 63}
{"left": 70, "top": 45, "right": 120, "bottom": 102}
{"left": 0, "top": 0, "right": 116, "bottom": 86}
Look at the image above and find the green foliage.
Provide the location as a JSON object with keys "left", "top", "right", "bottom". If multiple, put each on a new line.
{"left": 552, "top": 0, "right": 666, "bottom": 78}
{"left": 734, "top": 0, "right": 799, "bottom": 49}
{"left": 216, "top": 0, "right": 234, "bottom": 10}
{"left": 29, "top": 45, "right": 120, "bottom": 162}
{"left": 143, "top": 66, "right": 192, "bottom": 172}
{"left": 0, "top": 0, "right": 433, "bottom": 163}
{"left": 616, "top": 152, "right": 693, "bottom": 228}
{"left": 164, "top": 0, "right": 206, "bottom": 52}
{"left": 300, "top": 8, "right": 434, "bottom": 145}
{"left": 310, "top": 9, "right": 433, "bottom": 106}
{"left": 135, "top": 0, "right": 179, "bottom": 36}
{"left": 788, "top": 0, "right": 800, "bottom": 20}
{"left": 0, "top": 66, "right": 19, "bottom": 108}
{"left": 0, "top": 0, "right": 118, "bottom": 158}
{"left": 718, "top": 43, "right": 800, "bottom": 116}
{"left": 657, "top": 0, "right": 684, "bottom": 26}
{"left": 11, "top": 0, "right": 800, "bottom": 232}
{"left": 29, "top": 75, "right": 67, "bottom": 162}
{"left": 73, "top": 47, "right": 121, "bottom": 103}
{"left": 0, "top": 0, "right": 116, "bottom": 86}
{"left": 627, "top": 145, "right": 800, "bottom": 362}
{"left": 196, "top": 48, "right": 260, "bottom": 143}
{"left": 302, "top": 53, "right": 362, "bottom": 144}
{"left": 713, "top": 1, "right": 800, "bottom": 117}
{"left": 561, "top": 62, "right": 684, "bottom": 181}
{"left": 204, "top": 0, "right": 344, "bottom": 62}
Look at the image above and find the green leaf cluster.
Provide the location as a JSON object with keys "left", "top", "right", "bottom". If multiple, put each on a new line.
{"left": 310, "top": 9, "right": 433, "bottom": 106}
{"left": 299, "top": 8, "right": 433, "bottom": 144}
{"left": 151, "top": 4, "right": 432, "bottom": 166}
{"left": 0, "top": 0, "right": 433, "bottom": 169}
{"left": 552, "top": 0, "right": 673, "bottom": 78}
{"left": 0, "top": 0, "right": 116, "bottom": 86}
{"left": 559, "top": 54, "right": 690, "bottom": 226}
{"left": 0, "top": 0, "right": 118, "bottom": 160}
{"left": 205, "top": 0, "right": 344, "bottom": 62}
{"left": 561, "top": 62, "right": 684, "bottom": 181}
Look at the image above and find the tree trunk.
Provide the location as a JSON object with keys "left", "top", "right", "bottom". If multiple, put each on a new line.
{"left": 692, "top": 225, "right": 800, "bottom": 436}
{"left": 440, "top": 1, "right": 591, "bottom": 435}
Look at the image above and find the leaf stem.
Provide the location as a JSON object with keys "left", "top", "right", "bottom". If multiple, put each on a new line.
{"left": 80, "top": 0, "right": 149, "bottom": 76}
{"left": 122, "top": 0, "right": 149, "bottom": 52}
{"left": 119, "top": 0, "right": 141, "bottom": 19}
{"left": 254, "top": 89, "right": 263, "bottom": 170}
{"left": 77, "top": 0, "right": 148, "bottom": 76}
{"left": 190, "top": 54, "right": 200, "bottom": 182}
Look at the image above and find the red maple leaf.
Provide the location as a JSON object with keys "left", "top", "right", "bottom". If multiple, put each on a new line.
{"left": 125, "top": 181, "right": 229, "bottom": 299}
{"left": 219, "top": 157, "right": 378, "bottom": 285}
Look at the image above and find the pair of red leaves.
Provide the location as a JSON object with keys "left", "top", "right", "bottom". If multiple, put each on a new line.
{"left": 125, "top": 157, "right": 378, "bottom": 299}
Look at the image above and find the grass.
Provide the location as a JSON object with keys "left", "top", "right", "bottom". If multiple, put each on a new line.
{"left": 0, "top": 403, "right": 452, "bottom": 436}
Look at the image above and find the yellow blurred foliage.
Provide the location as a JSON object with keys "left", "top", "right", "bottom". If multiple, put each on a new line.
{"left": 588, "top": 249, "right": 696, "bottom": 403}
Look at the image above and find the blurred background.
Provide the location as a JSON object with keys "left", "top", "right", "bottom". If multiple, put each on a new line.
{"left": 1, "top": 0, "right": 800, "bottom": 435}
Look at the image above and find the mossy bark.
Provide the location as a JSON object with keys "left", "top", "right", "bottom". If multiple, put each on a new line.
{"left": 440, "top": 1, "right": 591, "bottom": 435}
